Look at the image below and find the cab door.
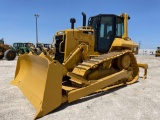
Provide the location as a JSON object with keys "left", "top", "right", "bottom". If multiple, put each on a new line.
{"left": 97, "top": 16, "right": 115, "bottom": 53}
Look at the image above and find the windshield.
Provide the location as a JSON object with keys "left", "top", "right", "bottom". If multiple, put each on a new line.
{"left": 99, "top": 16, "right": 113, "bottom": 38}
{"left": 88, "top": 17, "right": 98, "bottom": 30}
{"left": 14, "top": 43, "right": 23, "bottom": 47}
{"left": 88, "top": 15, "right": 124, "bottom": 38}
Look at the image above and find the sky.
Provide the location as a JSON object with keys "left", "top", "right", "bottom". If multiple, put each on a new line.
{"left": 0, "top": 0, "right": 160, "bottom": 49}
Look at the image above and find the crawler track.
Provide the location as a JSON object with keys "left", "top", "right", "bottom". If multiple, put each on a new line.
{"left": 71, "top": 50, "right": 139, "bottom": 85}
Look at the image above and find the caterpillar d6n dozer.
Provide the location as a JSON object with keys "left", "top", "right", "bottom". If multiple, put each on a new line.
{"left": 11, "top": 12, "right": 148, "bottom": 119}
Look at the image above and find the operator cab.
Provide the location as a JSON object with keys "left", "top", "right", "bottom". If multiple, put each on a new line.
{"left": 88, "top": 14, "right": 124, "bottom": 53}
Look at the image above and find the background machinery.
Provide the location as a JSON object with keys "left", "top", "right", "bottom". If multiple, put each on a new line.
{"left": 0, "top": 38, "right": 16, "bottom": 60}
{"left": 0, "top": 38, "right": 4, "bottom": 44}
{"left": 155, "top": 47, "right": 160, "bottom": 57}
{"left": 13, "top": 42, "right": 35, "bottom": 55}
{"left": 11, "top": 12, "right": 148, "bottom": 119}
{"left": 36, "top": 43, "right": 49, "bottom": 55}
{"left": 34, "top": 43, "right": 55, "bottom": 58}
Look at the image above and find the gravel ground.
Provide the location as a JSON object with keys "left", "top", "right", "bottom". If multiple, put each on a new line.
{"left": 0, "top": 55, "right": 160, "bottom": 120}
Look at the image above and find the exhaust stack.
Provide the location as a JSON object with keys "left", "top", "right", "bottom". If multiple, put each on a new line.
{"left": 82, "top": 12, "right": 86, "bottom": 27}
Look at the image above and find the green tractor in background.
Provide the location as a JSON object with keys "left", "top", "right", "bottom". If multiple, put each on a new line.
{"left": 23, "top": 42, "right": 35, "bottom": 53}
{"left": 13, "top": 42, "right": 35, "bottom": 55}
{"left": 13, "top": 43, "right": 24, "bottom": 55}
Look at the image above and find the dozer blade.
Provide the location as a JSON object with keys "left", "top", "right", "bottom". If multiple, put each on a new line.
{"left": 10, "top": 54, "right": 63, "bottom": 119}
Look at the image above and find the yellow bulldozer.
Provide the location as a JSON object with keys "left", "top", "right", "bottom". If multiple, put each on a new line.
{"left": 155, "top": 47, "right": 160, "bottom": 57}
{"left": 37, "top": 43, "right": 55, "bottom": 55}
{"left": 0, "top": 38, "right": 16, "bottom": 60}
{"left": 11, "top": 12, "right": 148, "bottom": 119}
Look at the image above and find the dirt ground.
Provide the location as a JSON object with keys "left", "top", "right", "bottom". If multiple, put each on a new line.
{"left": 0, "top": 55, "right": 160, "bottom": 120}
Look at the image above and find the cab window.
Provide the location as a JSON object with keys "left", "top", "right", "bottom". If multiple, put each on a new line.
{"left": 116, "top": 17, "right": 124, "bottom": 37}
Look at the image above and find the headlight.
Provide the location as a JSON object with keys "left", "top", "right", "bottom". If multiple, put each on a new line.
{"left": 57, "top": 31, "right": 65, "bottom": 35}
